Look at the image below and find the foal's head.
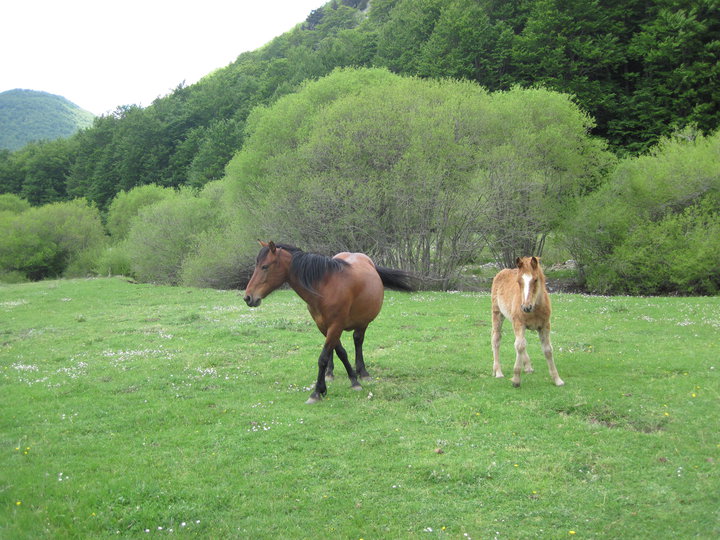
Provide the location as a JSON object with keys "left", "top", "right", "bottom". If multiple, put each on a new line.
{"left": 244, "top": 241, "right": 291, "bottom": 307}
{"left": 516, "top": 256, "right": 544, "bottom": 313}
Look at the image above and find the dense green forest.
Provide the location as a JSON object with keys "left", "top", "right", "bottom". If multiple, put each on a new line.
{"left": 0, "top": 89, "right": 94, "bottom": 151}
{"left": 0, "top": 0, "right": 719, "bottom": 294}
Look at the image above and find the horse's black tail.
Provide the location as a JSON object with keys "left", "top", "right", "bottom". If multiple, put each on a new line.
{"left": 375, "top": 265, "right": 416, "bottom": 292}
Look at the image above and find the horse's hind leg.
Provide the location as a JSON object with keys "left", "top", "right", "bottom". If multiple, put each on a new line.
{"left": 539, "top": 326, "right": 564, "bottom": 386}
{"left": 491, "top": 309, "right": 504, "bottom": 378}
{"left": 335, "top": 341, "right": 362, "bottom": 390}
{"left": 354, "top": 327, "right": 371, "bottom": 380}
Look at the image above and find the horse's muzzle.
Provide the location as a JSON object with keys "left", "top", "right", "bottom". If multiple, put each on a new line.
{"left": 244, "top": 294, "right": 261, "bottom": 308}
{"left": 521, "top": 304, "right": 533, "bottom": 313}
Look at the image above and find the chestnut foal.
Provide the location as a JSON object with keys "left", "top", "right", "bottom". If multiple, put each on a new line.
{"left": 491, "top": 257, "right": 564, "bottom": 387}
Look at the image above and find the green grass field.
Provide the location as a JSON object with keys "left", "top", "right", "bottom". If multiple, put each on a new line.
{"left": 1, "top": 278, "right": 718, "bottom": 538}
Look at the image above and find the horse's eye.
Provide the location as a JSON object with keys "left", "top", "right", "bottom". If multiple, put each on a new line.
{"left": 261, "top": 265, "right": 269, "bottom": 271}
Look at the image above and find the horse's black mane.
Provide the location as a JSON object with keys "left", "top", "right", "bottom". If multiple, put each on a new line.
{"left": 260, "top": 243, "right": 348, "bottom": 293}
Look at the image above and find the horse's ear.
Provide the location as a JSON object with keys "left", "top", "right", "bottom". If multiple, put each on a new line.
{"left": 516, "top": 257, "right": 523, "bottom": 269}
{"left": 268, "top": 241, "right": 277, "bottom": 253}
{"left": 258, "top": 240, "right": 267, "bottom": 247}
{"left": 531, "top": 256, "right": 539, "bottom": 269}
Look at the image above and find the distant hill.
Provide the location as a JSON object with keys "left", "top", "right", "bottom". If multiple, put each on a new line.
{"left": 0, "top": 89, "right": 95, "bottom": 151}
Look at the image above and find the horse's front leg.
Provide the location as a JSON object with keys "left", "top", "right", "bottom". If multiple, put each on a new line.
{"left": 539, "top": 326, "right": 564, "bottom": 386}
{"left": 306, "top": 327, "right": 343, "bottom": 404}
{"left": 512, "top": 322, "right": 530, "bottom": 387}
{"left": 491, "top": 308, "right": 504, "bottom": 378}
{"left": 325, "top": 352, "right": 335, "bottom": 381}
{"left": 335, "top": 341, "right": 362, "bottom": 391}
{"left": 306, "top": 345, "right": 332, "bottom": 404}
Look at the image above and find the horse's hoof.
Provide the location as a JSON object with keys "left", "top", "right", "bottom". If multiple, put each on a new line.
{"left": 351, "top": 383, "right": 363, "bottom": 391}
{"left": 305, "top": 396, "right": 322, "bottom": 405}
{"left": 512, "top": 382, "right": 521, "bottom": 388}
{"left": 555, "top": 379, "right": 565, "bottom": 386}
{"left": 494, "top": 373, "right": 504, "bottom": 379}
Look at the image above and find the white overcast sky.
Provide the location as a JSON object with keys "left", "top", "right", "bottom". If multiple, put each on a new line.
{"left": 1, "top": 1, "right": 325, "bottom": 116}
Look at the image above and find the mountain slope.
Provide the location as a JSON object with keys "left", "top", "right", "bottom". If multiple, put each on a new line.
{"left": 0, "top": 89, "right": 95, "bottom": 151}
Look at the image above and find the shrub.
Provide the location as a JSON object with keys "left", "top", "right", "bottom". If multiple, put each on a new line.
{"left": 92, "top": 242, "right": 134, "bottom": 278}
{"left": 126, "top": 190, "right": 220, "bottom": 285}
{"left": 106, "top": 184, "right": 174, "bottom": 239}
{"left": 180, "top": 222, "right": 255, "bottom": 290}
{"left": 567, "top": 129, "right": 720, "bottom": 294}
{"left": 0, "top": 199, "right": 106, "bottom": 280}
{"left": 0, "top": 194, "right": 30, "bottom": 214}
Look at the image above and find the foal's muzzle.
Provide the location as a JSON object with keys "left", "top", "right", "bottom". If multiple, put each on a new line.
{"left": 521, "top": 304, "right": 533, "bottom": 313}
{"left": 244, "top": 294, "right": 261, "bottom": 308}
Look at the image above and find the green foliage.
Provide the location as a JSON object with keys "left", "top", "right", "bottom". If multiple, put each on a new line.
{"left": 0, "top": 193, "right": 30, "bottom": 214}
{"left": 105, "top": 184, "right": 175, "bottom": 239}
{"left": 0, "top": 89, "right": 94, "bottom": 151}
{"left": 228, "top": 68, "right": 610, "bottom": 280}
{"left": 0, "top": 198, "right": 106, "bottom": 280}
{"left": 125, "top": 189, "right": 221, "bottom": 285}
{"left": 179, "top": 180, "right": 257, "bottom": 290}
{"left": 2, "top": 0, "right": 720, "bottom": 210}
{"left": 566, "top": 129, "right": 720, "bottom": 294}
{"left": 1, "top": 279, "right": 718, "bottom": 537}
{"left": 5, "top": 138, "right": 77, "bottom": 205}
{"left": 92, "top": 242, "right": 134, "bottom": 278}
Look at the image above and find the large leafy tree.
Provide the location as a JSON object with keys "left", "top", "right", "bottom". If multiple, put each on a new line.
{"left": 227, "top": 68, "right": 610, "bottom": 281}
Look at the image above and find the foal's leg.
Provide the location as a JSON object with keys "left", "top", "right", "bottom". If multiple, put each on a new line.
{"left": 491, "top": 308, "right": 505, "bottom": 378}
{"left": 512, "top": 321, "right": 531, "bottom": 387}
{"left": 335, "top": 341, "right": 362, "bottom": 390}
{"left": 538, "top": 326, "right": 564, "bottom": 386}
{"left": 353, "top": 327, "right": 371, "bottom": 380}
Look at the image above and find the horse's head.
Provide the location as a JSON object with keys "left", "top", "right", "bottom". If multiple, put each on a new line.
{"left": 516, "top": 256, "right": 543, "bottom": 313}
{"left": 244, "top": 241, "right": 290, "bottom": 308}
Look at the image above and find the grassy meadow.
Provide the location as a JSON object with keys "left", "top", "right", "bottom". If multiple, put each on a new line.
{"left": 1, "top": 278, "right": 718, "bottom": 538}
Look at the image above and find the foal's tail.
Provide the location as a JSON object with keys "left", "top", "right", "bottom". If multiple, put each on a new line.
{"left": 375, "top": 265, "right": 416, "bottom": 292}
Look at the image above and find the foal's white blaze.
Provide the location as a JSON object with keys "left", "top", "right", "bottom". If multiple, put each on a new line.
{"left": 521, "top": 273, "right": 532, "bottom": 304}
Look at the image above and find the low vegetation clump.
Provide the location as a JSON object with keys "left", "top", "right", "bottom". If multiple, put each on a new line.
{"left": 1, "top": 279, "right": 718, "bottom": 538}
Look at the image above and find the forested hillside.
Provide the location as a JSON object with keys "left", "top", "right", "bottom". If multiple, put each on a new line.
{"left": 0, "top": 0, "right": 718, "bottom": 208}
{"left": 1, "top": 0, "right": 719, "bottom": 295}
{"left": 0, "top": 89, "right": 94, "bottom": 151}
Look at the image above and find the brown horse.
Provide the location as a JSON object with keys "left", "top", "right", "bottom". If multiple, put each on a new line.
{"left": 491, "top": 256, "right": 564, "bottom": 387}
{"left": 243, "top": 241, "right": 413, "bottom": 404}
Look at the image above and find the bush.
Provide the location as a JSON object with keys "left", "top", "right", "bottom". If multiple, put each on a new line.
{"left": 0, "top": 198, "right": 106, "bottom": 280}
{"left": 0, "top": 193, "right": 30, "bottom": 214}
{"left": 587, "top": 198, "right": 720, "bottom": 295}
{"left": 180, "top": 222, "right": 255, "bottom": 290}
{"left": 126, "top": 189, "right": 220, "bottom": 285}
{"left": 0, "top": 216, "right": 62, "bottom": 280}
{"left": 566, "top": 129, "right": 720, "bottom": 294}
{"left": 92, "top": 242, "right": 134, "bottom": 278}
{"left": 106, "top": 184, "right": 175, "bottom": 239}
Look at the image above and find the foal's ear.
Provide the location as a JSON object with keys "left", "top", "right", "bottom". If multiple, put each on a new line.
{"left": 258, "top": 240, "right": 267, "bottom": 247}
{"left": 268, "top": 241, "right": 277, "bottom": 253}
{"left": 516, "top": 257, "right": 523, "bottom": 269}
{"left": 531, "top": 256, "right": 539, "bottom": 269}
